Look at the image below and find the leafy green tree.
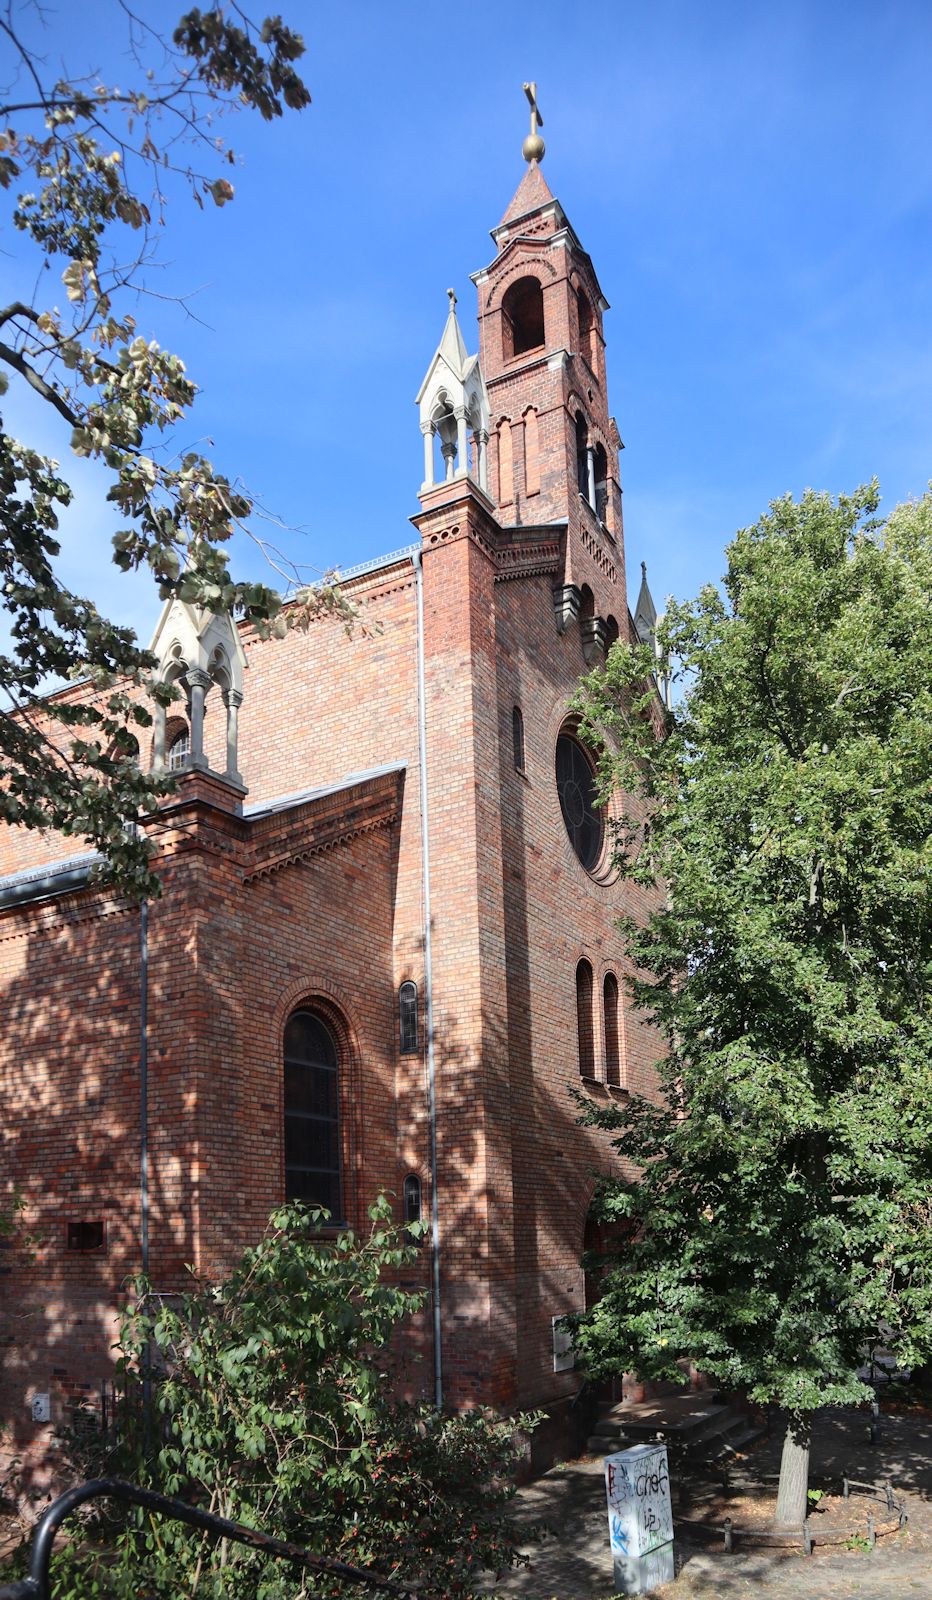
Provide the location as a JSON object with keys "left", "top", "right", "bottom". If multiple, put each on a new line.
{"left": 572, "top": 485, "right": 932, "bottom": 1526}
{"left": 0, "top": 6, "right": 341, "bottom": 899}
{"left": 59, "top": 1200, "right": 533, "bottom": 1597}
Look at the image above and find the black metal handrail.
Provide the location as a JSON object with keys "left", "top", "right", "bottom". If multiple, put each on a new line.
{"left": 0, "top": 1477, "right": 415, "bottom": 1600}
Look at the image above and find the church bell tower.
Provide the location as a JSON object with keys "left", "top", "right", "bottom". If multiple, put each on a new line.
{"left": 470, "top": 84, "right": 626, "bottom": 603}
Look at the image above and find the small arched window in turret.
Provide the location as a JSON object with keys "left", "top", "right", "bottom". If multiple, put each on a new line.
{"left": 502, "top": 276, "right": 545, "bottom": 361}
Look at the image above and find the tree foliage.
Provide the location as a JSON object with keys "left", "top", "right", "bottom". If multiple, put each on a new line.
{"left": 0, "top": 6, "right": 342, "bottom": 898}
{"left": 571, "top": 485, "right": 932, "bottom": 1507}
{"left": 58, "top": 1200, "right": 534, "bottom": 1598}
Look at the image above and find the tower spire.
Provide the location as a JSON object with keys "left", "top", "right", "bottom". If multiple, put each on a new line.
{"left": 522, "top": 81, "right": 545, "bottom": 165}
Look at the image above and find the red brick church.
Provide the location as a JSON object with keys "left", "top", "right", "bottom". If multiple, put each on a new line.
{"left": 0, "top": 137, "right": 664, "bottom": 1477}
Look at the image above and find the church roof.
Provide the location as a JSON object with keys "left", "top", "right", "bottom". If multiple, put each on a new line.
{"left": 498, "top": 162, "right": 555, "bottom": 228}
{"left": 244, "top": 762, "right": 407, "bottom": 822}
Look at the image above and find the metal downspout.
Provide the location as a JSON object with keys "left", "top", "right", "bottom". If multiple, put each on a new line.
{"left": 140, "top": 900, "right": 149, "bottom": 1278}
{"left": 412, "top": 548, "right": 443, "bottom": 1410}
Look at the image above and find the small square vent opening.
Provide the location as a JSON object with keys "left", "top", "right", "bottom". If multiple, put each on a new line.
{"left": 66, "top": 1220, "right": 105, "bottom": 1253}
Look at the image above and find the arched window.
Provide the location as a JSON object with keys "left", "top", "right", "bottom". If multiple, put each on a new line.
{"left": 502, "top": 276, "right": 545, "bottom": 360}
{"left": 167, "top": 726, "right": 190, "bottom": 771}
{"left": 576, "top": 959, "right": 595, "bottom": 1078}
{"left": 605, "top": 615, "right": 620, "bottom": 649}
{"left": 604, "top": 973, "right": 622, "bottom": 1087}
{"left": 512, "top": 705, "right": 526, "bottom": 774}
{"left": 283, "top": 1009, "right": 342, "bottom": 1215}
{"left": 575, "top": 412, "right": 589, "bottom": 499}
{"left": 497, "top": 417, "right": 514, "bottom": 505}
{"left": 556, "top": 733, "right": 604, "bottom": 871}
{"left": 577, "top": 288, "right": 595, "bottom": 365}
{"left": 399, "top": 981, "right": 419, "bottom": 1055}
{"left": 523, "top": 407, "right": 540, "bottom": 496}
{"left": 403, "top": 1174, "right": 423, "bottom": 1243}
{"left": 594, "top": 443, "right": 609, "bottom": 523}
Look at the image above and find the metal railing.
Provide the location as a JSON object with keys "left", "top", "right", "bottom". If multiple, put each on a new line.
{"left": 0, "top": 1477, "right": 415, "bottom": 1600}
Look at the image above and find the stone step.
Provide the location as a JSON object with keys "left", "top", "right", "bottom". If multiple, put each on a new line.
{"left": 587, "top": 1392, "right": 766, "bottom": 1463}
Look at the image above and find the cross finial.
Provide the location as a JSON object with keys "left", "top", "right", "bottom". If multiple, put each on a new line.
{"left": 447, "top": 287, "right": 457, "bottom": 311}
{"left": 522, "top": 81, "right": 545, "bottom": 165}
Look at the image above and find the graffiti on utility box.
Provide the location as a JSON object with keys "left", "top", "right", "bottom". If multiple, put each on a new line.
{"left": 604, "top": 1442, "right": 674, "bottom": 1595}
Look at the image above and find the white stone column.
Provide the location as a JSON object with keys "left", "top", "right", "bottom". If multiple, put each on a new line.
{"left": 586, "top": 445, "right": 597, "bottom": 510}
{"left": 477, "top": 428, "right": 489, "bottom": 492}
{"left": 455, "top": 408, "right": 469, "bottom": 478}
{"left": 223, "top": 687, "right": 244, "bottom": 785}
{"left": 186, "top": 668, "right": 210, "bottom": 770}
{"left": 151, "top": 699, "right": 167, "bottom": 774}
{"left": 421, "top": 422, "right": 434, "bottom": 488}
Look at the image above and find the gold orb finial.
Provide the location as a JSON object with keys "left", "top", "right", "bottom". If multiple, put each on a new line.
{"left": 522, "top": 81, "right": 545, "bottom": 164}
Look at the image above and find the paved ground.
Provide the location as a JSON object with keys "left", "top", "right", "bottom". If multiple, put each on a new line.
{"left": 489, "top": 1407, "right": 932, "bottom": 1599}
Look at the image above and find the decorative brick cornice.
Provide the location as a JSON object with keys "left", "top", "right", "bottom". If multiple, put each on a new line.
{"left": 494, "top": 536, "right": 562, "bottom": 583}
{"left": 579, "top": 523, "right": 617, "bottom": 583}
{"left": 0, "top": 892, "right": 135, "bottom": 942}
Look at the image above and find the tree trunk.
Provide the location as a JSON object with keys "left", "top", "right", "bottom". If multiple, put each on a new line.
{"left": 775, "top": 1416, "right": 810, "bottom": 1527}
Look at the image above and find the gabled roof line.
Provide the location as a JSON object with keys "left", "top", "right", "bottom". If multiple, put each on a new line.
{"left": 243, "top": 762, "right": 406, "bottom": 822}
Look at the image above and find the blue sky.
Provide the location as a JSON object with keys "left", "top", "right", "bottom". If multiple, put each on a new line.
{"left": 2, "top": 0, "right": 931, "bottom": 641}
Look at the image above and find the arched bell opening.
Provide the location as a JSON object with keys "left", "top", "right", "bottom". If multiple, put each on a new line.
{"left": 575, "top": 413, "right": 589, "bottom": 499}
{"left": 502, "top": 274, "right": 545, "bottom": 360}
{"left": 577, "top": 288, "right": 595, "bottom": 367}
{"left": 593, "top": 443, "right": 609, "bottom": 524}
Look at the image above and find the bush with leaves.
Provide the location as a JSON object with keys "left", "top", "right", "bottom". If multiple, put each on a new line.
{"left": 57, "top": 1198, "right": 535, "bottom": 1598}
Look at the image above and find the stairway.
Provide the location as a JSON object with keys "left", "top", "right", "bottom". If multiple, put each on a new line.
{"left": 587, "top": 1390, "right": 765, "bottom": 1466}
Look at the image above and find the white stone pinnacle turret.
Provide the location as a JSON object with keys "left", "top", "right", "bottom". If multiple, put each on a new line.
{"left": 149, "top": 597, "right": 247, "bottom": 787}
{"left": 416, "top": 289, "right": 490, "bottom": 495}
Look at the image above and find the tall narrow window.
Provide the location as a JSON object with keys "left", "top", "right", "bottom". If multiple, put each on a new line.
{"left": 498, "top": 418, "right": 513, "bottom": 505}
{"left": 403, "top": 1174, "right": 423, "bottom": 1243}
{"left": 604, "top": 973, "right": 621, "bottom": 1087}
{"left": 399, "top": 981, "right": 419, "bottom": 1055}
{"left": 512, "top": 705, "right": 526, "bottom": 774}
{"left": 283, "top": 1009, "right": 341, "bottom": 1215}
{"left": 594, "top": 443, "right": 609, "bottom": 523}
{"left": 575, "top": 413, "right": 589, "bottom": 498}
{"left": 576, "top": 959, "right": 595, "bottom": 1079}
{"left": 523, "top": 407, "right": 540, "bottom": 496}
